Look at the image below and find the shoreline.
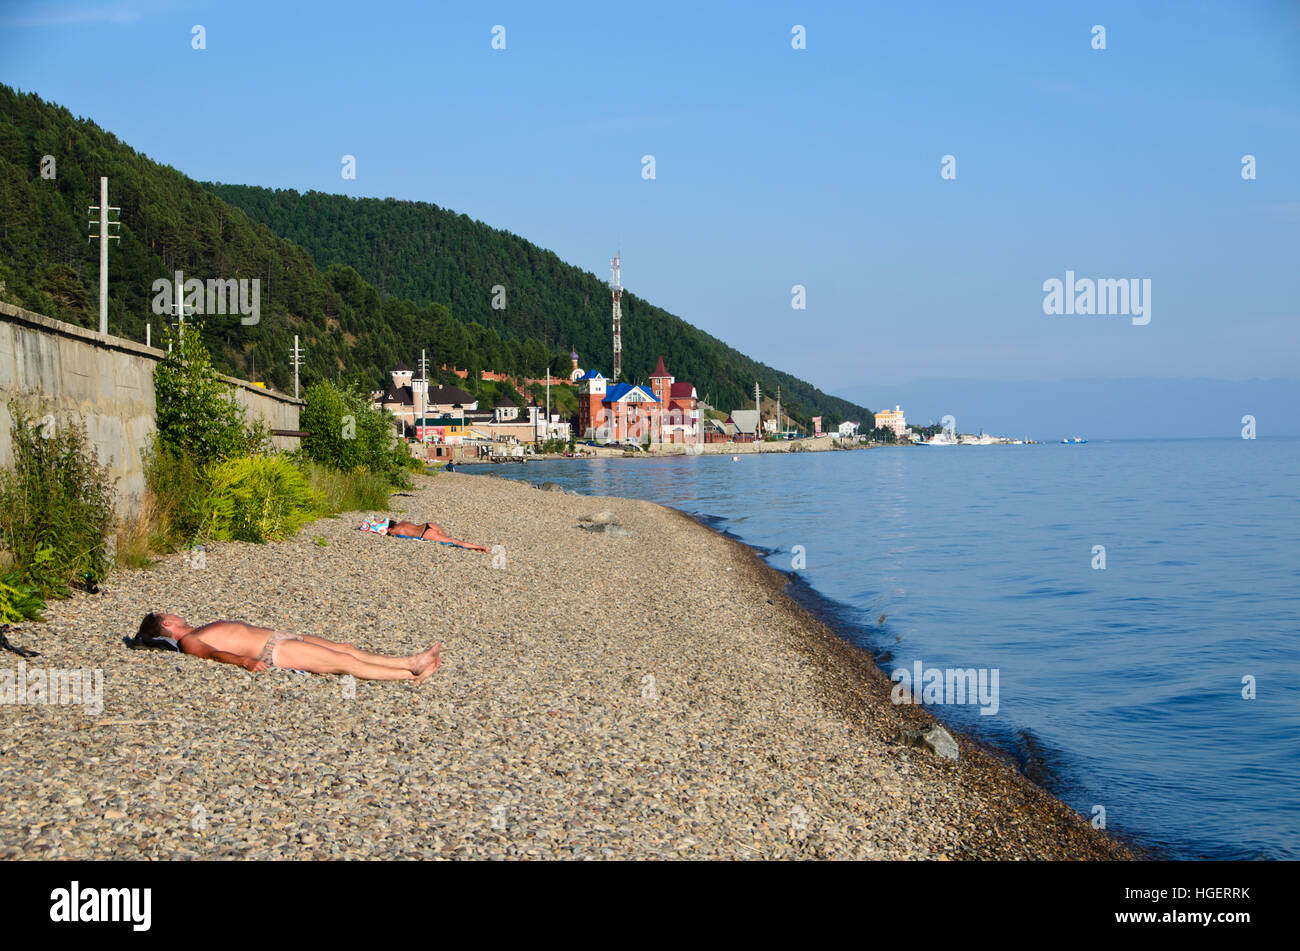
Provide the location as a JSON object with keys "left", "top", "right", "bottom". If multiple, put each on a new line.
{"left": 686, "top": 511, "right": 1133, "bottom": 831}
{"left": 0, "top": 472, "right": 1133, "bottom": 859}
{"left": 667, "top": 505, "right": 1140, "bottom": 860}
{"left": 687, "top": 510, "right": 1149, "bottom": 859}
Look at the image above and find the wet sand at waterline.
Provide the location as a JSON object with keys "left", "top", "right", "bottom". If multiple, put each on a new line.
{"left": 0, "top": 472, "right": 1130, "bottom": 859}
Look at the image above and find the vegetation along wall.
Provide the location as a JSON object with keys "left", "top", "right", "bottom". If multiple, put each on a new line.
{"left": 0, "top": 301, "right": 302, "bottom": 508}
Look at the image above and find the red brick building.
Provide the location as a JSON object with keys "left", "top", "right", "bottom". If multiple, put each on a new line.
{"left": 577, "top": 356, "right": 700, "bottom": 445}
{"left": 649, "top": 357, "right": 700, "bottom": 445}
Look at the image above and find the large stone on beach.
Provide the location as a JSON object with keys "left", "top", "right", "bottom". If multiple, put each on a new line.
{"left": 579, "top": 521, "right": 635, "bottom": 536}
{"left": 897, "top": 725, "right": 959, "bottom": 761}
{"left": 578, "top": 510, "right": 618, "bottom": 525}
{"left": 537, "top": 482, "right": 566, "bottom": 492}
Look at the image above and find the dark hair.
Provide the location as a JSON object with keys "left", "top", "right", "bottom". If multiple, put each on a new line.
{"left": 125, "top": 613, "right": 180, "bottom": 651}
{"left": 136, "top": 613, "right": 165, "bottom": 643}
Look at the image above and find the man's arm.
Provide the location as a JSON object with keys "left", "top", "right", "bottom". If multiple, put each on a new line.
{"left": 214, "top": 649, "right": 266, "bottom": 672}
{"left": 179, "top": 634, "right": 265, "bottom": 672}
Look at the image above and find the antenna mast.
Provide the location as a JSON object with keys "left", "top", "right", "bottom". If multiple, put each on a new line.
{"left": 610, "top": 248, "right": 622, "bottom": 381}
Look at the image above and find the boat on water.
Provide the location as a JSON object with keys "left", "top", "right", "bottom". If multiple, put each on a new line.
{"left": 1061, "top": 436, "right": 1088, "bottom": 444}
{"left": 917, "top": 432, "right": 958, "bottom": 446}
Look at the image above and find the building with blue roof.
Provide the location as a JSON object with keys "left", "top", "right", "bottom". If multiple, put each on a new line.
{"left": 576, "top": 357, "right": 699, "bottom": 445}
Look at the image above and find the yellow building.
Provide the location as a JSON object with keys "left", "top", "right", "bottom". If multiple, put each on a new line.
{"left": 874, "top": 405, "right": 907, "bottom": 438}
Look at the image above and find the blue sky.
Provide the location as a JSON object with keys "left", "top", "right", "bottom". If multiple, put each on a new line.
{"left": 3, "top": 0, "right": 1298, "bottom": 417}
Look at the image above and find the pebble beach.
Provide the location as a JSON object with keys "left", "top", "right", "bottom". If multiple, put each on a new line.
{"left": 0, "top": 471, "right": 1133, "bottom": 860}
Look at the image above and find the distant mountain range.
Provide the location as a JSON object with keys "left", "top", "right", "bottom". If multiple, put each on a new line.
{"left": 0, "top": 84, "right": 870, "bottom": 428}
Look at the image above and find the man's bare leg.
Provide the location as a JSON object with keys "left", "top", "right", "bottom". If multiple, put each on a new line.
{"left": 299, "top": 635, "right": 440, "bottom": 671}
{"left": 274, "top": 641, "right": 442, "bottom": 681}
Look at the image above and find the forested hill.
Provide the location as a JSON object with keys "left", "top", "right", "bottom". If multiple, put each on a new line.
{"left": 0, "top": 85, "right": 547, "bottom": 398}
{"left": 206, "top": 186, "right": 870, "bottom": 425}
{"left": 0, "top": 84, "right": 867, "bottom": 426}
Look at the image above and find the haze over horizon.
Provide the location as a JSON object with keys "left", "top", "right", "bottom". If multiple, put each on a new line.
{"left": 3, "top": 0, "right": 1297, "bottom": 432}
{"left": 833, "top": 376, "right": 1300, "bottom": 440}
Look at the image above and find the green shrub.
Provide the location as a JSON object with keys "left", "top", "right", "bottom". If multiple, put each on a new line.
{"left": 198, "top": 455, "right": 323, "bottom": 543}
{"left": 0, "top": 568, "right": 46, "bottom": 623}
{"left": 21, "top": 542, "right": 71, "bottom": 599}
{"left": 0, "top": 404, "right": 116, "bottom": 596}
{"left": 299, "top": 460, "right": 392, "bottom": 515}
{"left": 143, "top": 441, "right": 211, "bottom": 548}
{"left": 134, "top": 447, "right": 394, "bottom": 558}
{"left": 300, "top": 380, "right": 408, "bottom": 485}
{"left": 153, "top": 322, "right": 256, "bottom": 464}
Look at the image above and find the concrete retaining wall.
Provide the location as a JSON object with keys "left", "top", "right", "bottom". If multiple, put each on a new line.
{"left": 0, "top": 302, "right": 303, "bottom": 510}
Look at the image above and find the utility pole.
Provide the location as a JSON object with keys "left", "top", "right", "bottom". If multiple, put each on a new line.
{"left": 173, "top": 299, "right": 189, "bottom": 339}
{"left": 87, "top": 177, "right": 120, "bottom": 335}
{"left": 288, "top": 335, "right": 304, "bottom": 398}
{"left": 173, "top": 272, "right": 193, "bottom": 341}
{"left": 776, "top": 385, "right": 782, "bottom": 436}
{"left": 417, "top": 349, "right": 429, "bottom": 443}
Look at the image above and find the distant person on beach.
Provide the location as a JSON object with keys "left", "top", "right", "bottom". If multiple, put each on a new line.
{"left": 358, "top": 516, "right": 489, "bottom": 551}
{"left": 130, "top": 614, "right": 443, "bottom": 680}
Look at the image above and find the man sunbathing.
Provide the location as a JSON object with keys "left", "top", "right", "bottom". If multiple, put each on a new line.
{"left": 133, "top": 613, "right": 443, "bottom": 681}
{"left": 362, "top": 517, "right": 489, "bottom": 552}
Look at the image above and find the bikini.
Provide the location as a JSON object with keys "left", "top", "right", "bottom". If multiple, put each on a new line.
{"left": 358, "top": 517, "right": 459, "bottom": 546}
{"left": 257, "top": 630, "right": 303, "bottom": 668}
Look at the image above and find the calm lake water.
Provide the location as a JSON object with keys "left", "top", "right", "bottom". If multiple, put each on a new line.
{"left": 468, "top": 439, "right": 1300, "bottom": 859}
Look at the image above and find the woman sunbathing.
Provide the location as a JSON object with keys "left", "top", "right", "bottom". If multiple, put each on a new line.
{"left": 359, "top": 517, "right": 489, "bottom": 551}
{"left": 132, "top": 613, "right": 443, "bottom": 681}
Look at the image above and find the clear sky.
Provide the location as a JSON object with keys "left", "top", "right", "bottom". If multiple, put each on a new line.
{"left": 3, "top": 0, "right": 1298, "bottom": 405}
